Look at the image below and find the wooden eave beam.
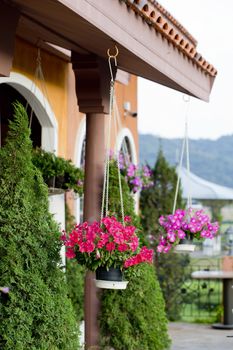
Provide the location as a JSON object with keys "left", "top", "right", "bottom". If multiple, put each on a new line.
{"left": 10, "top": 0, "right": 215, "bottom": 101}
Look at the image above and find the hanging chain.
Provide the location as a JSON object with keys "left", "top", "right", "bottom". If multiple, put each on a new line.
{"left": 101, "top": 46, "right": 121, "bottom": 221}
{"left": 173, "top": 136, "right": 185, "bottom": 214}
{"left": 28, "top": 47, "right": 42, "bottom": 128}
{"left": 113, "top": 98, "right": 131, "bottom": 163}
{"left": 183, "top": 95, "right": 192, "bottom": 210}
{"left": 185, "top": 115, "right": 192, "bottom": 209}
{"left": 173, "top": 95, "right": 191, "bottom": 213}
{"left": 27, "top": 46, "right": 54, "bottom": 153}
{"left": 112, "top": 95, "right": 125, "bottom": 225}
{"left": 100, "top": 85, "right": 113, "bottom": 220}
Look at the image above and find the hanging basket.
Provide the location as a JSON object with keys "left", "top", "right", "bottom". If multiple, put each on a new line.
{"left": 95, "top": 266, "right": 128, "bottom": 290}
{"left": 175, "top": 236, "right": 196, "bottom": 253}
{"left": 174, "top": 242, "right": 196, "bottom": 252}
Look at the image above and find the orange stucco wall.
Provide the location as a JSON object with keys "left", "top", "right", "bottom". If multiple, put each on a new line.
{"left": 11, "top": 38, "right": 138, "bottom": 163}
{"left": 115, "top": 75, "right": 138, "bottom": 159}
{"left": 12, "top": 38, "right": 70, "bottom": 157}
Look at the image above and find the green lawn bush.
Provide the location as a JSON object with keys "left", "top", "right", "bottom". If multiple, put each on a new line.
{"left": 0, "top": 103, "right": 79, "bottom": 350}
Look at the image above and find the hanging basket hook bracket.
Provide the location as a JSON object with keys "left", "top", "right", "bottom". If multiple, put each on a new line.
{"left": 183, "top": 94, "right": 190, "bottom": 103}
{"left": 107, "top": 45, "right": 119, "bottom": 82}
{"left": 107, "top": 45, "right": 119, "bottom": 60}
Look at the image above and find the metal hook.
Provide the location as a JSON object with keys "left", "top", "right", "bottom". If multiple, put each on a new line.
{"left": 107, "top": 45, "right": 119, "bottom": 59}
{"left": 183, "top": 94, "right": 190, "bottom": 103}
{"left": 107, "top": 45, "right": 119, "bottom": 81}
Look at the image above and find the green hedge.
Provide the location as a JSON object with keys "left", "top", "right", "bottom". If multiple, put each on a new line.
{"left": 0, "top": 103, "right": 79, "bottom": 350}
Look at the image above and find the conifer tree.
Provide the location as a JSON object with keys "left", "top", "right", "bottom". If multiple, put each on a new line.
{"left": 140, "top": 148, "right": 184, "bottom": 244}
{"left": 0, "top": 103, "right": 79, "bottom": 350}
{"left": 65, "top": 206, "right": 85, "bottom": 323}
{"left": 99, "top": 160, "right": 170, "bottom": 350}
{"left": 140, "top": 149, "right": 190, "bottom": 320}
{"left": 104, "top": 159, "right": 140, "bottom": 225}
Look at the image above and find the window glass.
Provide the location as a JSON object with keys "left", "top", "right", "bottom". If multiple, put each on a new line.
{"left": 0, "top": 84, "right": 41, "bottom": 148}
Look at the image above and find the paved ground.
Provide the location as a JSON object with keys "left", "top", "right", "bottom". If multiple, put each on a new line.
{"left": 168, "top": 322, "right": 233, "bottom": 350}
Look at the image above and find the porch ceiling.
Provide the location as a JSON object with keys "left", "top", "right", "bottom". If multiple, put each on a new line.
{"left": 9, "top": 0, "right": 215, "bottom": 101}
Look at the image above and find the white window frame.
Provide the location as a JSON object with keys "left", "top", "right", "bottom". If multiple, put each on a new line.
{"left": 74, "top": 117, "right": 86, "bottom": 223}
{"left": 115, "top": 127, "right": 138, "bottom": 165}
{"left": 0, "top": 72, "right": 58, "bottom": 153}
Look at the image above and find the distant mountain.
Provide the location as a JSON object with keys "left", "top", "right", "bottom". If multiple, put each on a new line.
{"left": 139, "top": 134, "right": 233, "bottom": 188}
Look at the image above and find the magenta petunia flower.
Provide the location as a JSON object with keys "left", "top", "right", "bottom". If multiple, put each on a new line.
{"left": 0, "top": 287, "right": 10, "bottom": 294}
{"left": 61, "top": 215, "right": 153, "bottom": 271}
{"left": 106, "top": 242, "right": 116, "bottom": 252}
{"left": 157, "top": 208, "right": 219, "bottom": 253}
{"left": 66, "top": 248, "right": 76, "bottom": 259}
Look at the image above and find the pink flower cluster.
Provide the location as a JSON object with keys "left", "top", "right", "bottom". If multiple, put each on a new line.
{"left": 0, "top": 287, "right": 9, "bottom": 294}
{"left": 61, "top": 216, "right": 153, "bottom": 270}
{"left": 157, "top": 208, "right": 219, "bottom": 253}
{"left": 124, "top": 246, "right": 153, "bottom": 268}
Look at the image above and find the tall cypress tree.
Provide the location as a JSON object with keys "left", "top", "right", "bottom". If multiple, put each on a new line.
{"left": 140, "top": 149, "right": 190, "bottom": 320}
{"left": 140, "top": 148, "right": 184, "bottom": 244}
{"left": 99, "top": 160, "right": 170, "bottom": 350}
{"left": 0, "top": 103, "right": 79, "bottom": 349}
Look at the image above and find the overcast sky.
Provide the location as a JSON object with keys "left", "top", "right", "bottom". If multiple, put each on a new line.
{"left": 138, "top": 0, "right": 233, "bottom": 140}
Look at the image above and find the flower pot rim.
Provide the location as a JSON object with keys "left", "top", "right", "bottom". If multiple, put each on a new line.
{"left": 48, "top": 188, "right": 65, "bottom": 195}
{"left": 94, "top": 279, "right": 128, "bottom": 289}
{"left": 175, "top": 244, "right": 196, "bottom": 252}
{"left": 96, "top": 266, "right": 123, "bottom": 282}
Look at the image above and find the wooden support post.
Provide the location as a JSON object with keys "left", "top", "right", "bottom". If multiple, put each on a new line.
{"left": 72, "top": 53, "right": 116, "bottom": 349}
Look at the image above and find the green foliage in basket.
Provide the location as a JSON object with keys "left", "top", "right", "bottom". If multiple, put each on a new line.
{"left": 32, "top": 148, "right": 84, "bottom": 195}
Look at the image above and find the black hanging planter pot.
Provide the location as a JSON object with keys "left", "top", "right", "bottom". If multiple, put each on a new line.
{"left": 95, "top": 266, "right": 128, "bottom": 289}
{"left": 46, "top": 176, "right": 56, "bottom": 188}
{"left": 55, "top": 175, "right": 66, "bottom": 189}
{"left": 46, "top": 176, "right": 65, "bottom": 194}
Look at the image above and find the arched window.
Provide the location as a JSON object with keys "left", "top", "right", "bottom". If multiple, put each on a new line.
{"left": 74, "top": 118, "right": 86, "bottom": 224}
{"left": 0, "top": 83, "right": 41, "bottom": 148}
{"left": 116, "top": 127, "right": 137, "bottom": 165}
{"left": 116, "top": 128, "right": 139, "bottom": 213}
{"left": 80, "top": 137, "right": 86, "bottom": 170}
{"left": 120, "top": 135, "right": 133, "bottom": 164}
{"left": 0, "top": 72, "right": 58, "bottom": 153}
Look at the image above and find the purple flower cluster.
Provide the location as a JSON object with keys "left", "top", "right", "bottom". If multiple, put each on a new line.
{"left": 0, "top": 287, "right": 9, "bottom": 294}
{"left": 157, "top": 208, "right": 219, "bottom": 253}
{"left": 118, "top": 153, "right": 153, "bottom": 193}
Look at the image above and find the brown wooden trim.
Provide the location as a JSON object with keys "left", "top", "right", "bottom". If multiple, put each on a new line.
{"left": 0, "top": 2, "right": 20, "bottom": 77}
{"left": 10, "top": 0, "right": 215, "bottom": 101}
{"left": 71, "top": 53, "right": 117, "bottom": 114}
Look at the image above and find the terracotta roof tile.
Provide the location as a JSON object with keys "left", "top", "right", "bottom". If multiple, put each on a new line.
{"left": 124, "top": 0, "right": 217, "bottom": 76}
